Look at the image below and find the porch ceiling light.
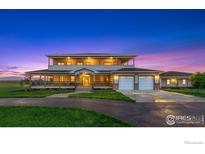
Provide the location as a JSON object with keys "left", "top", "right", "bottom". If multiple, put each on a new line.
{"left": 155, "top": 75, "right": 160, "bottom": 83}
{"left": 114, "top": 75, "right": 118, "bottom": 80}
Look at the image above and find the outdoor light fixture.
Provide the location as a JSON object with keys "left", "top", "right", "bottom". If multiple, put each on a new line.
{"left": 114, "top": 75, "right": 119, "bottom": 84}
{"left": 114, "top": 75, "right": 118, "bottom": 80}
{"left": 155, "top": 75, "right": 160, "bottom": 83}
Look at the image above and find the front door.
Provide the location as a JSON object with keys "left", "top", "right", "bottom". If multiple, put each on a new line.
{"left": 82, "top": 76, "right": 91, "bottom": 86}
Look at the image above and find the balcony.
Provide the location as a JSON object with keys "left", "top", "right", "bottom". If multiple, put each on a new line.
{"left": 48, "top": 65, "right": 134, "bottom": 71}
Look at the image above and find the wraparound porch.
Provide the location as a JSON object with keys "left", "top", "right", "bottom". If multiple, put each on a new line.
{"left": 28, "top": 74, "right": 113, "bottom": 89}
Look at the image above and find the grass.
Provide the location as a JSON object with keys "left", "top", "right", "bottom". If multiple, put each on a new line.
{"left": 0, "top": 81, "right": 72, "bottom": 98}
{"left": 164, "top": 88, "right": 205, "bottom": 97}
{"left": 0, "top": 106, "right": 131, "bottom": 127}
{"left": 69, "top": 90, "right": 134, "bottom": 102}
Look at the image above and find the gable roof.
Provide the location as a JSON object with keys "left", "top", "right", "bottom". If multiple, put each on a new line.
{"left": 46, "top": 53, "right": 136, "bottom": 58}
{"left": 160, "top": 71, "right": 192, "bottom": 77}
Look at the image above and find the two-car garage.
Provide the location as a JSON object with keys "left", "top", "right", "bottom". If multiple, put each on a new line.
{"left": 118, "top": 76, "right": 154, "bottom": 90}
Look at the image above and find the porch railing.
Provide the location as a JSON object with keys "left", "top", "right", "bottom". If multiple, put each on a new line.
{"left": 31, "top": 80, "right": 113, "bottom": 87}
{"left": 31, "top": 81, "right": 75, "bottom": 86}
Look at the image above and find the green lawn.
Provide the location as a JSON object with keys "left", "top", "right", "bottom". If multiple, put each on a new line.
{"left": 69, "top": 90, "right": 134, "bottom": 102}
{"left": 0, "top": 106, "right": 131, "bottom": 127}
{"left": 0, "top": 82, "right": 72, "bottom": 98}
{"left": 165, "top": 88, "right": 205, "bottom": 97}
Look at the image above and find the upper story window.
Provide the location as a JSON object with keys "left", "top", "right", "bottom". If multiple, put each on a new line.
{"left": 57, "top": 62, "right": 64, "bottom": 66}
{"left": 77, "top": 62, "right": 83, "bottom": 65}
{"left": 103, "top": 62, "right": 112, "bottom": 65}
{"left": 67, "top": 62, "right": 72, "bottom": 65}
{"left": 85, "top": 62, "right": 91, "bottom": 65}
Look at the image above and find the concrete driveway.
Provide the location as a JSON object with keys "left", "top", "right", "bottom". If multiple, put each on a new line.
{"left": 120, "top": 90, "right": 205, "bottom": 102}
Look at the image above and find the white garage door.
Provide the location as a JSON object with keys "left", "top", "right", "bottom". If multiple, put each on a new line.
{"left": 139, "top": 76, "right": 154, "bottom": 90}
{"left": 118, "top": 76, "right": 134, "bottom": 90}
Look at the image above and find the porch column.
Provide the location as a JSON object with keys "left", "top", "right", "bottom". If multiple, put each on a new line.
{"left": 44, "top": 75, "right": 46, "bottom": 87}
{"left": 58, "top": 75, "right": 61, "bottom": 88}
{"left": 48, "top": 57, "right": 50, "bottom": 66}
{"left": 133, "top": 58, "right": 135, "bottom": 66}
{"left": 93, "top": 75, "right": 95, "bottom": 87}
{"left": 29, "top": 74, "right": 32, "bottom": 89}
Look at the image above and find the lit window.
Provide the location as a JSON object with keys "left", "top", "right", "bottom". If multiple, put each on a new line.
{"left": 182, "top": 79, "right": 186, "bottom": 84}
{"left": 167, "top": 79, "right": 170, "bottom": 85}
{"left": 77, "top": 62, "right": 83, "bottom": 65}
{"left": 85, "top": 62, "right": 91, "bottom": 65}
{"left": 71, "top": 76, "right": 75, "bottom": 82}
{"left": 67, "top": 62, "right": 72, "bottom": 65}
{"left": 171, "top": 78, "right": 177, "bottom": 84}
{"left": 60, "top": 76, "right": 64, "bottom": 82}
{"left": 103, "top": 62, "right": 112, "bottom": 65}
{"left": 57, "top": 62, "right": 64, "bottom": 66}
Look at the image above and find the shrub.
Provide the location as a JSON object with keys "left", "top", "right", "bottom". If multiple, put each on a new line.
{"left": 190, "top": 72, "right": 205, "bottom": 89}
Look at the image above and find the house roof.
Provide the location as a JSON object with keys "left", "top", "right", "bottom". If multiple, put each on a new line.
{"left": 26, "top": 67, "right": 161, "bottom": 75}
{"left": 114, "top": 67, "right": 161, "bottom": 72}
{"left": 26, "top": 69, "right": 71, "bottom": 74}
{"left": 160, "top": 71, "right": 192, "bottom": 77}
{"left": 46, "top": 53, "right": 136, "bottom": 58}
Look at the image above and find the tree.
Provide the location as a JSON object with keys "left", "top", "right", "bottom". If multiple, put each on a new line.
{"left": 190, "top": 72, "right": 205, "bottom": 89}
{"left": 20, "top": 78, "right": 30, "bottom": 86}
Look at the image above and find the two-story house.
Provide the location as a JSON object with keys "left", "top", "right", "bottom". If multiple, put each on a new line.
{"left": 26, "top": 53, "right": 162, "bottom": 90}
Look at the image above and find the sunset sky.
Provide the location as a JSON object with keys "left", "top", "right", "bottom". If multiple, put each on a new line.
{"left": 0, "top": 10, "right": 205, "bottom": 79}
